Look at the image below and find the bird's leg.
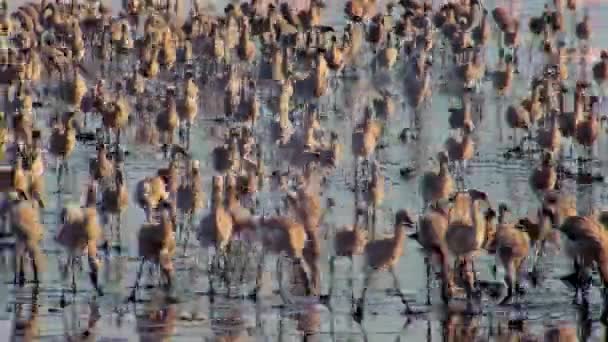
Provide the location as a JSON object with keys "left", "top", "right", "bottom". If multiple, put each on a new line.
{"left": 88, "top": 255, "right": 103, "bottom": 297}
{"left": 29, "top": 245, "right": 40, "bottom": 284}
{"left": 183, "top": 212, "right": 193, "bottom": 256}
{"left": 573, "top": 258, "right": 585, "bottom": 305}
{"left": 13, "top": 241, "right": 24, "bottom": 285}
{"left": 462, "top": 257, "right": 475, "bottom": 300}
{"left": 116, "top": 212, "right": 122, "bottom": 253}
{"left": 425, "top": 256, "right": 431, "bottom": 306}
{"left": 372, "top": 204, "right": 377, "bottom": 241}
{"left": 354, "top": 270, "right": 371, "bottom": 323}
{"left": 178, "top": 121, "right": 185, "bottom": 145}
{"left": 348, "top": 255, "right": 355, "bottom": 304}
{"left": 71, "top": 257, "right": 77, "bottom": 294}
{"left": 87, "top": 241, "right": 103, "bottom": 296}
{"left": 56, "top": 158, "right": 63, "bottom": 189}
{"left": 580, "top": 265, "right": 592, "bottom": 306}
{"left": 327, "top": 256, "right": 335, "bottom": 300}
{"left": 161, "top": 265, "right": 173, "bottom": 291}
{"left": 116, "top": 128, "right": 122, "bottom": 148}
{"left": 186, "top": 121, "right": 192, "bottom": 150}
{"left": 471, "top": 258, "right": 478, "bottom": 286}
{"left": 295, "top": 257, "right": 313, "bottom": 296}
{"left": 128, "top": 259, "right": 145, "bottom": 302}
{"left": 499, "top": 262, "right": 515, "bottom": 306}
{"left": 390, "top": 266, "right": 413, "bottom": 314}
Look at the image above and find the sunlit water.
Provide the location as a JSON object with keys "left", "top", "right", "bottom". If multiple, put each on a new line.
{"left": 5, "top": 0, "right": 608, "bottom": 340}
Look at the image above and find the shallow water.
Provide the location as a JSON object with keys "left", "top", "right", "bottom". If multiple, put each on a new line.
{"left": 6, "top": 0, "right": 608, "bottom": 340}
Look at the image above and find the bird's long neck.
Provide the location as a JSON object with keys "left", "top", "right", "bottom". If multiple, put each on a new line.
{"left": 393, "top": 223, "right": 405, "bottom": 245}
{"left": 470, "top": 201, "right": 485, "bottom": 246}
{"left": 439, "top": 160, "right": 449, "bottom": 176}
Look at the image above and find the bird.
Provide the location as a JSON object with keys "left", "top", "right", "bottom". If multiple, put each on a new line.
{"left": 492, "top": 56, "right": 514, "bottom": 96}
{"left": 56, "top": 199, "right": 104, "bottom": 302}
{"left": 575, "top": 10, "right": 591, "bottom": 43}
{"left": 176, "top": 160, "right": 205, "bottom": 244}
{"left": 354, "top": 210, "right": 416, "bottom": 321}
{"left": 420, "top": 151, "right": 454, "bottom": 207}
{"left": 7, "top": 191, "right": 44, "bottom": 286}
{"left": 129, "top": 202, "right": 176, "bottom": 302}
{"left": 100, "top": 168, "right": 129, "bottom": 250}
{"left": 89, "top": 143, "right": 114, "bottom": 186}
{"left": 492, "top": 204, "right": 530, "bottom": 305}
{"left": 445, "top": 121, "right": 475, "bottom": 180}
{"left": 530, "top": 151, "right": 557, "bottom": 196}
{"left": 254, "top": 215, "right": 311, "bottom": 300}
{"left": 414, "top": 201, "right": 452, "bottom": 304}
{"left": 543, "top": 207, "right": 608, "bottom": 304}
{"left": 505, "top": 103, "right": 530, "bottom": 148}
{"left": 446, "top": 190, "right": 490, "bottom": 301}
{"left": 328, "top": 222, "right": 367, "bottom": 302}
{"left": 48, "top": 111, "right": 77, "bottom": 188}
{"left": 544, "top": 324, "right": 577, "bottom": 342}
{"left": 536, "top": 112, "right": 562, "bottom": 154}
{"left": 135, "top": 175, "right": 169, "bottom": 223}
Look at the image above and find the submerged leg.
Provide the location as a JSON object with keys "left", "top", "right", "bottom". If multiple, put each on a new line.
{"left": 425, "top": 256, "right": 431, "bottom": 306}
{"left": 353, "top": 270, "right": 372, "bottom": 323}
{"left": 499, "top": 261, "right": 515, "bottom": 306}
{"left": 88, "top": 241, "right": 103, "bottom": 296}
{"left": 390, "top": 266, "right": 413, "bottom": 313}
{"left": 128, "top": 259, "right": 146, "bottom": 302}
{"left": 327, "top": 256, "right": 336, "bottom": 300}
{"left": 13, "top": 241, "right": 25, "bottom": 286}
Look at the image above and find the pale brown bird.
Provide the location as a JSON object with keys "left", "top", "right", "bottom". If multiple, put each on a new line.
{"left": 421, "top": 151, "right": 455, "bottom": 207}
{"left": 543, "top": 207, "right": 608, "bottom": 303}
{"left": 536, "top": 112, "right": 562, "bottom": 154}
{"left": 254, "top": 215, "right": 311, "bottom": 298}
{"left": 505, "top": 104, "right": 530, "bottom": 147}
{"left": 156, "top": 90, "right": 179, "bottom": 152}
{"left": 575, "top": 111, "right": 599, "bottom": 168}
{"left": 448, "top": 95, "right": 474, "bottom": 130}
{"left": 135, "top": 175, "right": 170, "bottom": 222}
{"left": 521, "top": 85, "right": 544, "bottom": 125}
{"left": 352, "top": 108, "right": 382, "bottom": 180}
{"left": 286, "top": 183, "right": 323, "bottom": 235}
{"left": 354, "top": 210, "right": 415, "bottom": 321}
{"left": 544, "top": 324, "right": 577, "bottom": 342}
{"left": 472, "top": 8, "right": 491, "bottom": 46}
{"left": 365, "top": 160, "right": 384, "bottom": 234}
{"left": 326, "top": 35, "right": 345, "bottom": 71}
{"left": 576, "top": 10, "right": 591, "bottom": 42}
{"left": 56, "top": 201, "right": 104, "bottom": 301}
{"left": 530, "top": 151, "right": 557, "bottom": 196}
{"left": 377, "top": 32, "right": 398, "bottom": 69}
{"left": 197, "top": 177, "right": 235, "bottom": 296}
{"left": 328, "top": 222, "right": 368, "bottom": 304}
{"left": 313, "top": 51, "right": 329, "bottom": 98}
{"left": 492, "top": 57, "right": 514, "bottom": 96}
{"left": 414, "top": 202, "right": 452, "bottom": 304}
{"left": 446, "top": 190, "right": 490, "bottom": 300}
{"left": 178, "top": 94, "right": 198, "bottom": 147}
{"left": 7, "top": 191, "right": 45, "bottom": 286}
{"left": 48, "top": 111, "right": 77, "bottom": 187}
{"left": 100, "top": 168, "right": 129, "bottom": 249}
{"left": 89, "top": 143, "right": 114, "bottom": 185}
{"left": 176, "top": 160, "right": 205, "bottom": 241}
{"left": 445, "top": 121, "right": 475, "bottom": 178}
{"left": 101, "top": 96, "right": 130, "bottom": 146}
{"left": 493, "top": 204, "right": 530, "bottom": 305}
{"left": 237, "top": 19, "right": 256, "bottom": 63}
{"left": 129, "top": 203, "right": 176, "bottom": 302}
